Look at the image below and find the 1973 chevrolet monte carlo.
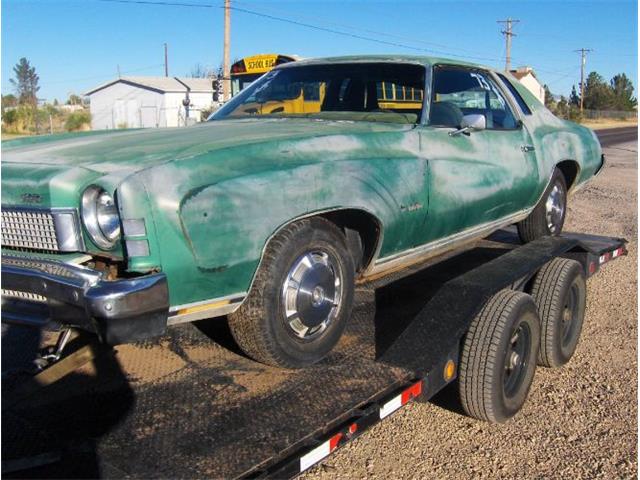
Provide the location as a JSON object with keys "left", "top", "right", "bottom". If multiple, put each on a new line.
{"left": 1, "top": 56, "right": 604, "bottom": 367}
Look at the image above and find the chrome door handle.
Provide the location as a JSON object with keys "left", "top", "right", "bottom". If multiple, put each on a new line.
{"left": 521, "top": 145, "right": 535, "bottom": 152}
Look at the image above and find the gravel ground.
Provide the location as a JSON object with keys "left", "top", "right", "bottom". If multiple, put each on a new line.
{"left": 302, "top": 141, "right": 638, "bottom": 479}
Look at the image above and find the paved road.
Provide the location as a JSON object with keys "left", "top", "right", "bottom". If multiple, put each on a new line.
{"left": 595, "top": 126, "right": 637, "bottom": 147}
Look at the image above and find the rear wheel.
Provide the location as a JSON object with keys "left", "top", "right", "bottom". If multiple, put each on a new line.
{"left": 228, "top": 217, "right": 355, "bottom": 368}
{"left": 459, "top": 290, "right": 541, "bottom": 423}
{"left": 518, "top": 168, "right": 567, "bottom": 243}
{"left": 530, "top": 258, "right": 586, "bottom": 368}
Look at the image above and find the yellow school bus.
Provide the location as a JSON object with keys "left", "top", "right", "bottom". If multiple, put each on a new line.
{"left": 230, "top": 54, "right": 299, "bottom": 96}
{"left": 230, "top": 53, "right": 327, "bottom": 115}
{"left": 377, "top": 82, "right": 423, "bottom": 109}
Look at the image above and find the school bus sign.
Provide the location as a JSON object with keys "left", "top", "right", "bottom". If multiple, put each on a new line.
{"left": 230, "top": 53, "right": 298, "bottom": 96}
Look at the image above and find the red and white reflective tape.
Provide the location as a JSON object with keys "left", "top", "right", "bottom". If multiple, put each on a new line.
{"left": 612, "top": 247, "right": 625, "bottom": 258}
{"left": 298, "top": 381, "right": 424, "bottom": 472}
{"left": 600, "top": 247, "right": 625, "bottom": 265}
{"left": 379, "top": 380, "right": 423, "bottom": 419}
{"left": 299, "top": 430, "right": 345, "bottom": 472}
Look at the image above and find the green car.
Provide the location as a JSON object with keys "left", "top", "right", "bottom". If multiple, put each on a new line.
{"left": 1, "top": 56, "right": 604, "bottom": 368}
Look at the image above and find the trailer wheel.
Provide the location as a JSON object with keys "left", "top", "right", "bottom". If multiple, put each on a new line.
{"left": 459, "top": 290, "right": 540, "bottom": 423}
{"left": 530, "top": 258, "right": 586, "bottom": 368}
{"left": 228, "top": 217, "right": 355, "bottom": 369}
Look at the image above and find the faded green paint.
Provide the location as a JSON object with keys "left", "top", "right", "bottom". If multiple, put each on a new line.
{"left": 1, "top": 55, "right": 602, "bottom": 310}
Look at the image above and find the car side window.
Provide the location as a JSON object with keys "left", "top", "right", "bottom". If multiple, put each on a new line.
{"left": 430, "top": 67, "right": 518, "bottom": 130}
{"left": 497, "top": 73, "right": 532, "bottom": 115}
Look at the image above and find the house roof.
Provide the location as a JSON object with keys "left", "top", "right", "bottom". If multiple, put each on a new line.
{"left": 85, "top": 76, "right": 214, "bottom": 96}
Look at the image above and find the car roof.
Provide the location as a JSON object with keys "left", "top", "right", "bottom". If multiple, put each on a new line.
{"left": 277, "top": 54, "right": 491, "bottom": 71}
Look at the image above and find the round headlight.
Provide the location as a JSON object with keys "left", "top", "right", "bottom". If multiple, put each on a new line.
{"left": 81, "top": 186, "right": 121, "bottom": 249}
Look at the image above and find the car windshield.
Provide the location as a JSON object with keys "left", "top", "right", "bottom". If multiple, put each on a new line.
{"left": 210, "top": 62, "right": 426, "bottom": 124}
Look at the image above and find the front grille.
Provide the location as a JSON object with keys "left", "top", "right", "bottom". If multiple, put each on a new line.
{"left": 1, "top": 289, "right": 46, "bottom": 303}
{"left": 1, "top": 209, "right": 59, "bottom": 251}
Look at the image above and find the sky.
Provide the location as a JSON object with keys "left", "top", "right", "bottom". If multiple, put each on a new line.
{"left": 1, "top": 0, "right": 637, "bottom": 103}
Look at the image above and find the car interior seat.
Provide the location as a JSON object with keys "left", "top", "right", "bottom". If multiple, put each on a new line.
{"left": 429, "top": 101, "right": 464, "bottom": 127}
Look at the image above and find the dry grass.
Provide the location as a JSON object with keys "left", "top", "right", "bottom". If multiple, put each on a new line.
{"left": 580, "top": 118, "right": 638, "bottom": 129}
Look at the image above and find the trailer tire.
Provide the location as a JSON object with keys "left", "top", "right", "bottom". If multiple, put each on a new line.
{"left": 228, "top": 217, "right": 355, "bottom": 369}
{"left": 530, "top": 258, "right": 586, "bottom": 368}
{"left": 459, "top": 290, "right": 540, "bottom": 423}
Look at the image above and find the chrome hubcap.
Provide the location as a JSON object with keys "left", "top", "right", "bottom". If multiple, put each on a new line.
{"left": 282, "top": 251, "right": 342, "bottom": 340}
{"left": 545, "top": 182, "right": 565, "bottom": 233}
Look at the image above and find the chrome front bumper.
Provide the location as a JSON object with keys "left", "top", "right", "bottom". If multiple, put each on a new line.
{"left": 1, "top": 255, "right": 169, "bottom": 344}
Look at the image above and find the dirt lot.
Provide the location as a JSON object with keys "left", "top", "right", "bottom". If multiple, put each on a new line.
{"left": 303, "top": 140, "right": 638, "bottom": 479}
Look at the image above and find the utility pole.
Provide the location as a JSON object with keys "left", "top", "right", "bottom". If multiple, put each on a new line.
{"left": 222, "top": 0, "right": 231, "bottom": 101}
{"left": 497, "top": 18, "right": 519, "bottom": 72}
{"left": 574, "top": 48, "right": 592, "bottom": 114}
{"left": 164, "top": 43, "right": 169, "bottom": 77}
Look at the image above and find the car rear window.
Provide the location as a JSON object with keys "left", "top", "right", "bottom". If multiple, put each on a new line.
{"left": 497, "top": 73, "right": 532, "bottom": 115}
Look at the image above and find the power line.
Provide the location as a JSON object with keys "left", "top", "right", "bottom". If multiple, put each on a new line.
{"left": 99, "top": 0, "right": 212, "bottom": 7}
{"left": 95, "top": 0, "right": 588, "bottom": 80}
{"left": 97, "top": 0, "right": 502, "bottom": 62}
{"left": 233, "top": 0, "right": 502, "bottom": 60}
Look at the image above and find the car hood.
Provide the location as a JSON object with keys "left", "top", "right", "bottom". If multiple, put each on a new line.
{"left": 2, "top": 118, "right": 413, "bottom": 206}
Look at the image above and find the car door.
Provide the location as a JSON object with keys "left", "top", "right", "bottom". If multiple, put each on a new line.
{"left": 417, "top": 65, "right": 538, "bottom": 244}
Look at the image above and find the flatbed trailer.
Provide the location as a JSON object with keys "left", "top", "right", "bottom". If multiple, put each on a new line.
{"left": 1, "top": 229, "right": 626, "bottom": 479}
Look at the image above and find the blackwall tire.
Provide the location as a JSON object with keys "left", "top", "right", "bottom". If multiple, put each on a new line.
{"left": 530, "top": 258, "right": 586, "bottom": 368}
{"left": 518, "top": 168, "right": 567, "bottom": 243}
{"left": 228, "top": 217, "right": 355, "bottom": 368}
{"left": 459, "top": 290, "right": 541, "bottom": 423}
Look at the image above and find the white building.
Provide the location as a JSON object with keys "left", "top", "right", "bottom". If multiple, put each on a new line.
{"left": 510, "top": 67, "right": 545, "bottom": 104}
{"left": 85, "top": 76, "right": 216, "bottom": 130}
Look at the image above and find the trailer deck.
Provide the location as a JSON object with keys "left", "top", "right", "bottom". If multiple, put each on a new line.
{"left": 1, "top": 229, "right": 626, "bottom": 479}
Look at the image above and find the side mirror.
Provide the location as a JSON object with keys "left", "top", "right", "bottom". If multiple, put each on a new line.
{"left": 461, "top": 114, "right": 486, "bottom": 130}
{"left": 450, "top": 114, "right": 486, "bottom": 136}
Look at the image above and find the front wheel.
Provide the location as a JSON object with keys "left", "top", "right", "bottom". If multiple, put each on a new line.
{"left": 228, "top": 217, "right": 355, "bottom": 368}
{"left": 518, "top": 168, "right": 567, "bottom": 243}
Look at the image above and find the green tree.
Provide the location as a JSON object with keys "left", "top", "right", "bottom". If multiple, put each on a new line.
{"left": 569, "top": 85, "right": 580, "bottom": 107}
{"left": 543, "top": 84, "right": 554, "bottom": 108}
{"left": 2, "top": 109, "right": 18, "bottom": 127}
{"left": 66, "top": 94, "right": 82, "bottom": 105}
{"left": 2, "top": 94, "right": 18, "bottom": 111}
{"left": 583, "top": 72, "right": 614, "bottom": 110}
{"left": 610, "top": 73, "right": 637, "bottom": 111}
{"left": 65, "top": 110, "right": 91, "bottom": 131}
{"left": 554, "top": 96, "right": 569, "bottom": 118}
{"left": 10, "top": 58, "right": 40, "bottom": 106}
